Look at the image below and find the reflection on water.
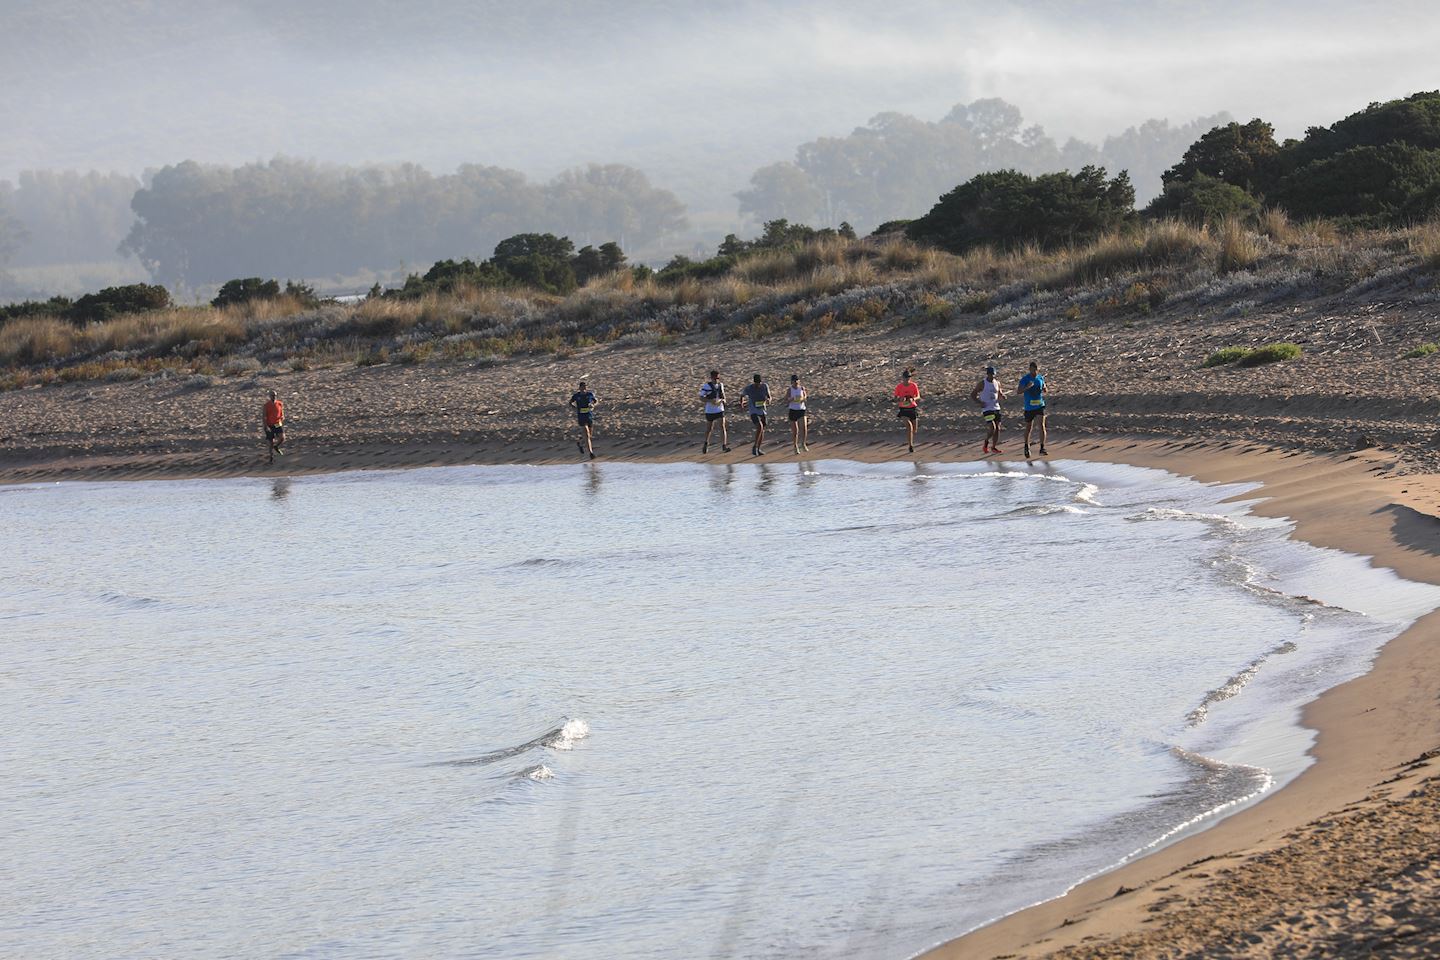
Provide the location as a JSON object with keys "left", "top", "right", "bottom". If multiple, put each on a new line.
{"left": 1, "top": 459, "right": 1436, "bottom": 960}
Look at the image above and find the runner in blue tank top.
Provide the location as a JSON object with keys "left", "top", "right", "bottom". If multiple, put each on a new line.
{"left": 1017, "top": 360, "right": 1048, "bottom": 459}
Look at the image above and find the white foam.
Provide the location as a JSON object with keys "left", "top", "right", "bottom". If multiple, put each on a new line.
{"left": 1073, "top": 483, "right": 1101, "bottom": 506}
{"left": 521, "top": 764, "right": 554, "bottom": 781}
{"left": 1131, "top": 507, "right": 1249, "bottom": 529}
{"left": 547, "top": 718, "right": 590, "bottom": 750}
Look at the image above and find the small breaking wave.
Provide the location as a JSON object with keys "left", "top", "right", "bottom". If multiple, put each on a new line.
{"left": 1073, "top": 483, "right": 1101, "bottom": 506}
{"left": 511, "top": 557, "right": 565, "bottom": 568}
{"left": 518, "top": 764, "right": 554, "bottom": 781}
{"left": 1000, "top": 504, "right": 1088, "bottom": 519}
{"left": 1186, "top": 641, "right": 1297, "bottom": 726}
{"left": 97, "top": 591, "right": 162, "bottom": 609}
{"left": 1127, "top": 507, "right": 1249, "bottom": 530}
{"left": 430, "top": 717, "right": 590, "bottom": 767}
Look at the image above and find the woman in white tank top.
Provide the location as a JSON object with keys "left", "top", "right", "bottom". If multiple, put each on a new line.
{"left": 786, "top": 374, "right": 809, "bottom": 454}
{"left": 970, "top": 366, "right": 1005, "bottom": 454}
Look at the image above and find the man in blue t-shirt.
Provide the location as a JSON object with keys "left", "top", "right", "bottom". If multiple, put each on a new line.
{"left": 568, "top": 380, "right": 598, "bottom": 459}
{"left": 1017, "top": 361, "right": 1048, "bottom": 459}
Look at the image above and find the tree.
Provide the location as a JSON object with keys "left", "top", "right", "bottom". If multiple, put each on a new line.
{"left": 1273, "top": 143, "right": 1440, "bottom": 226}
{"left": 907, "top": 166, "right": 1135, "bottom": 253}
{"left": 1162, "top": 119, "right": 1281, "bottom": 194}
{"left": 490, "top": 233, "right": 578, "bottom": 294}
{"left": 736, "top": 162, "right": 825, "bottom": 225}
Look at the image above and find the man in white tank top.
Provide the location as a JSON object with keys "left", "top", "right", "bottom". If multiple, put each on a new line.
{"left": 969, "top": 365, "right": 1005, "bottom": 454}
{"left": 786, "top": 373, "right": 809, "bottom": 454}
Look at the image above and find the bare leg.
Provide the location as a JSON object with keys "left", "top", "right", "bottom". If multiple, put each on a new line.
{"left": 905, "top": 417, "right": 916, "bottom": 452}
{"left": 1038, "top": 413, "right": 1048, "bottom": 453}
{"left": 800, "top": 415, "right": 808, "bottom": 451}
{"left": 703, "top": 419, "right": 715, "bottom": 452}
{"left": 720, "top": 417, "right": 729, "bottom": 451}
{"left": 584, "top": 423, "right": 594, "bottom": 457}
{"left": 790, "top": 416, "right": 800, "bottom": 452}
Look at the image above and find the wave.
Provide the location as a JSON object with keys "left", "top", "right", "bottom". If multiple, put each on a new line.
{"left": 1186, "top": 640, "right": 1297, "bottom": 726}
{"left": 518, "top": 764, "right": 554, "bottom": 781}
{"left": 999, "top": 504, "right": 1088, "bottom": 519}
{"left": 1073, "top": 483, "right": 1101, "bottom": 506}
{"left": 96, "top": 591, "right": 162, "bottom": 609}
{"left": 511, "top": 558, "right": 565, "bottom": 568}
{"left": 1126, "top": 507, "right": 1249, "bottom": 530}
{"left": 430, "top": 717, "right": 590, "bottom": 767}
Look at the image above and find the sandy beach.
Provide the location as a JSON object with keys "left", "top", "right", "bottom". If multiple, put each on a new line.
{"left": 3, "top": 329, "right": 1440, "bottom": 956}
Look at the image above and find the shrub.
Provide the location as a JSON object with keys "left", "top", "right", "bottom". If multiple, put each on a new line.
{"left": 213, "top": 278, "right": 281, "bottom": 308}
{"left": 104, "top": 366, "right": 145, "bottom": 382}
{"left": 221, "top": 357, "right": 262, "bottom": 376}
{"left": 1403, "top": 342, "right": 1438, "bottom": 358}
{"left": 68, "top": 283, "right": 172, "bottom": 324}
{"left": 0, "top": 296, "right": 73, "bottom": 325}
{"left": 1145, "top": 174, "right": 1261, "bottom": 225}
{"left": 908, "top": 166, "right": 1135, "bottom": 254}
{"left": 1237, "top": 342, "right": 1302, "bottom": 366}
{"left": 1203, "top": 346, "right": 1250, "bottom": 367}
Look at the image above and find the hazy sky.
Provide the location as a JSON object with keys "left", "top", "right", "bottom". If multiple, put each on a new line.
{"left": 4, "top": 0, "right": 1439, "bottom": 210}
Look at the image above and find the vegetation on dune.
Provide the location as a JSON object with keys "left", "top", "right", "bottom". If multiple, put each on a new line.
{"left": 1403, "top": 342, "right": 1438, "bottom": 359}
{"left": 1236, "top": 342, "right": 1303, "bottom": 366}
{"left": 8, "top": 92, "right": 1440, "bottom": 390}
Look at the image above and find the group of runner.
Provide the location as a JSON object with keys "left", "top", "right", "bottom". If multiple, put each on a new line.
{"left": 560, "top": 362, "right": 1049, "bottom": 460}
{"left": 260, "top": 363, "right": 1047, "bottom": 462}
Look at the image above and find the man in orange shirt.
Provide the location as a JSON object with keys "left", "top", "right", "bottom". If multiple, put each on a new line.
{"left": 893, "top": 367, "right": 920, "bottom": 453}
{"left": 263, "top": 389, "right": 286, "bottom": 463}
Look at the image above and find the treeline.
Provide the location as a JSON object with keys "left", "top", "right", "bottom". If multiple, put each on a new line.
{"left": 903, "top": 92, "right": 1440, "bottom": 255}
{"left": 736, "top": 98, "right": 1230, "bottom": 230}
{"left": 118, "top": 159, "right": 686, "bottom": 289}
{"left": 0, "top": 170, "right": 140, "bottom": 267}
{"left": 1150, "top": 91, "right": 1440, "bottom": 228}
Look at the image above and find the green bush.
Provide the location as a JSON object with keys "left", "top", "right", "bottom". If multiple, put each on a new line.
{"left": 1237, "top": 342, "right": 1302, "bottom": 366}
{"left": 1403, "top": 342, "right": 1438, "bottom": 358}
{"left": 0, "top": 295, "right": 73, "bottom": 324}
{"left": 1145, "top": 173, "right": 1261, "bottom": 225}
{"left": 907, "top": 166, "right": 1135, "bottom": 254}
{"left": 1202, "top": 346, "right": 1250, "bottom": 367}
{"left": 68, "top": 283, "right": 171, "bottom": 323}
{"left": 212, "top": 278, "right": 281, "bottom": 308}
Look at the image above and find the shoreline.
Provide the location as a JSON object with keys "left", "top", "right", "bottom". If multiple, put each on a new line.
{"left": 6, "top": 434, "right": 1440, "bottom": 955}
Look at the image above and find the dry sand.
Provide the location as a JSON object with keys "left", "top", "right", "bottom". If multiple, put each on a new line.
{"left": 3, "top": 327, "right": 1440, "bottom": 957}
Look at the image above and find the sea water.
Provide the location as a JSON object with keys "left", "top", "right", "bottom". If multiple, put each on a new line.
{"left": 2, "top": 459, "right": 1436, "bottom": 959}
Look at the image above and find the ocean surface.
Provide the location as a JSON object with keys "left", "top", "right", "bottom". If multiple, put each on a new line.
{"left": 3, "top": 459, "right": 1437, "bottom": 959}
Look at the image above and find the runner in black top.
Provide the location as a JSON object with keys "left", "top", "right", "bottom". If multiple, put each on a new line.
{"left": 569, "top": 380, "right": 598, "bottom": 459}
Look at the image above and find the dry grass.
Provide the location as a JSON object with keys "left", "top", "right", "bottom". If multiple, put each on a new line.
{"left": 1217, "top": 219, "right": 1264, "bottom": 273}
{"left": 1258, "top": 209, "right": 1297, "bottom": 245}
{"left": 0, "top": 316, "right": 79, "bottom": 364}
{"left": 1055, "top": 220, "right": 1213, "bottom": 286}
{"left": 1, "top": 219, "right": 1432, "bottom": 389}
{"left": 1408, "top": 219, "right": 1440, "bottom": 270}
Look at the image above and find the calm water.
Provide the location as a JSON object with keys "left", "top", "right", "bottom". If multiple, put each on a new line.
{"left": 3, "top": 459, "right": 1436, "bottom": 959}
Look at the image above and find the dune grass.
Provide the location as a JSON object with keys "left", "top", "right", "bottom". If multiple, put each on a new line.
{"left": 0, "top": 219, "right": 1419, "bottom": 389}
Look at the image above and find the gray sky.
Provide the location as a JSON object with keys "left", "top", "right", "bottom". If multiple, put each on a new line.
{"left": 4, "top": 0, "right": 1439, "bottom": 211}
